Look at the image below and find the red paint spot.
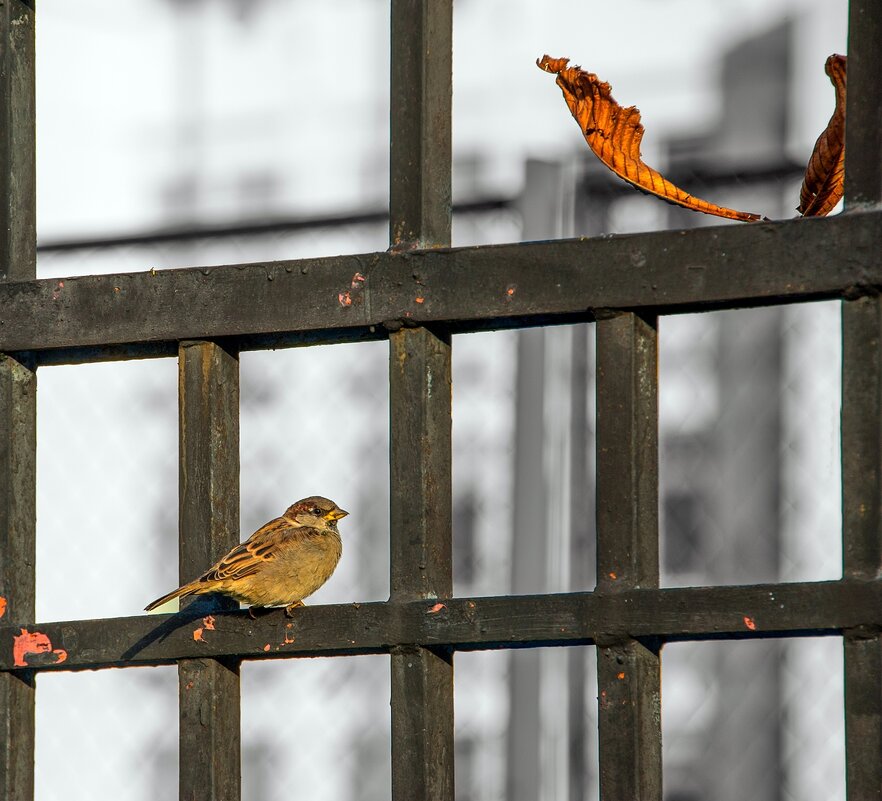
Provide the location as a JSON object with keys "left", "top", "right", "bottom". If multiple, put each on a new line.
{"left": 351, "top": 272, "right": 366, "bottom": 288}
{"left": 0, "top": 596, "right": 6, "bottom": 618}
{"left": 505, "top": 284, "right": 517, "bottom": 300}
{"left": 263, "top": 643, "right": 271, "bottom": 652}
{"left": 617, "top": 672, "right": 625, "bottom": 680}
{"left": 203, "top": 615, "right": 215, "bottom": 631}
{"left": 427, "top": 602, "right": 446, "bottom": 614}
{"left": 338, "top": 291, "right": 352, "bottom": 307}
{"left": 415, "top": 296, "right": 425, "bottom": 304}
{"left": 193, "top": 628, "right": 206, "bottom": 643}
{"left": 13, "top": 629, "right": 68, "bottom": 667}
{"left": 743, "top": 616, "right": 757, "bottom": 631}
{"left": 283, "top": 625, "right": 296, "bottom": 645}
{"left": 608, "top": 572, "right": 617, "bottom": 580}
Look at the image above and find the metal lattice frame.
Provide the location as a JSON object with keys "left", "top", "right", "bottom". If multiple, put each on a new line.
{"left": 1, "top": 2, "right": 881, "bottom": 800}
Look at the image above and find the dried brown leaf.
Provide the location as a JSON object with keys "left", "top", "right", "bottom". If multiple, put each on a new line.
{"left": 798, "top": 54, "right": 846, "bottom": 217}
{"left": 537, "top": 55, "right": 764, "bottom": 222}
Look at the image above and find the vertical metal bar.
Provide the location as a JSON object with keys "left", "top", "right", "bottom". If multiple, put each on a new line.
{"left": 842, "top": 4, "right": 882, "bottom": 800}
{"left": 0, "top": 3, "right": 36, "bottom": 799}
{"left": 389, "top": 0, "right": 451, "bottom": 250}
{"left": 844, "top": 0, "right": 882, "bottom": 210}
{"left": 388, "top": 2, "right": 453, "bottom": 800}
{"left": 389, "top": 329, "right": 454, "bottom": 801}
{"left": 0, "top": 0, "right": 35, "bottom": 284}
{"left": 178, "top": 341, "right": 241, "bottom": 801}
{"left": 595, "top": 312, "right": 662, "bottom": 801}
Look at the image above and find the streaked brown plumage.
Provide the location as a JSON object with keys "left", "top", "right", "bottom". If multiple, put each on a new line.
{"left": 145, "top": 496, "right": 348, "bottom": 615}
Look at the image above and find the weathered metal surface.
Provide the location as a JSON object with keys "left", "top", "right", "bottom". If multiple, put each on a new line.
{"left": 842, "top": 296, "right": 882, "bottom": 801}
{"left": 0, "top": 3, "right": 36, "bottom": 798}
{"left": 596, "top": 312, "right": 661, "bottom": 801}
{"left": 389, "top": 327, "right": 452, "bottom": 601}
{"left": 0, "top": 0, "right": 35, "bottom": 283}
{"left": 0, "top": 212, "right": 880, "bottom": 363}
{"left": 389, "top": 0, "right": 451, "bottom": 249}
{"left": 178, "top": 342, "right": 241, "bottom": 801}
{"left": 4, "top": 580, "right": 878, "bottom": 672}
{"left": 388, "top": 2, "right": 455, "bottom": 800}
{"left": 0, "top": 356, "right": 35, "bottom": 801}
{"left": 389, "top": 326, "right": 455, "bottom": 801}
{"left": 842, "top": 5, "right": 882, "bottom": 796}
{"left": 845, "top": 0, "right": 882, "bottom": 210}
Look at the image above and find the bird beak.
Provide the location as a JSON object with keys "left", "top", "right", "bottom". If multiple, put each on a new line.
{"left": 325, "top": 508, "right": 349, "bottom": 521}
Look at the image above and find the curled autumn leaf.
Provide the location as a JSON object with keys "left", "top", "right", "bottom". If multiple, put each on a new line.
{"left": 798, "top": 54, "right": 846, "bottom": 217}
{"left": 537, "top": 55, "right": 764, "bottom": 222}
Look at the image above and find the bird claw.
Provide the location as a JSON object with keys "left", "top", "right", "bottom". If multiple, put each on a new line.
{"left": 285, "top": 601, "right": 305, "bottom": 617}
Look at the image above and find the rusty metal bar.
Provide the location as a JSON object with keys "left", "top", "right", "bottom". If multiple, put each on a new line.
{"left": 3, "top": 580, "right": 881, "bottom": 673}
{"left": 0, "top": 2, "right": 36, "bottom": 798}
{"left": 3, "top": 212, "right": 882, "bottom": 364}
{"left": 595, "top": 312, "right": 662, "bottom": 801}
{"left": 842, "top": 3, "right": 882, "bottom": 799}
{"left": 388, "top": 2, "right": 454, "bottom": 800}
{"left": 178, "top": 341, "right": 241, "bottom": 801}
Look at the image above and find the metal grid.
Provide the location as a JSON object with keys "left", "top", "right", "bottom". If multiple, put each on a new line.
{"left": 1, "top": 1, "right": 880, "bottom": 800}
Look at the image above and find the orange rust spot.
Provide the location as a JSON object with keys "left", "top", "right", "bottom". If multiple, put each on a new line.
{"left": 263, "top": 643, "right": 271, "bottom": 652}
{"left": 193, "top": 628, "right": 206, "bottom": 643}
{"left": 202, "top": 615, "right": 215, "bottom": 631}
{"left": 113, "top": 286, "right": 121, "bottom": 293}
{"left": 338, "top": 291, "right": 352, "bottom": 307}
{"left": 505, "top": 284, "right": 517, "bottom": 300}
{"left": 617, "top": 672, "right": 625, "bottom": 680}
{"left": 0, "top": 596, "right": 6, "bottom": 618}
{"left": 351, "top": 272, "right": 366, "bottom": 288}
{"left": 13, "top": 628, "right": 68, "bottom": 667}
{"left": 185, "top": 681, "right": 194, "bottom": 690}
{"left": 415, "top": 296, "right": 425, "bottom": 304}
{"left": 743, "top": 616, "right": 757, "bottom": 631}
{"left": 427, "top": 602, "right": 446, "bottom": 614}
{"left": 283, "top": 629, "right": 296, "bottom": 645}
{"left": 608, "top": 572, "right": 617, "bottom": 580}
{"left": 467, "top": 601, "right": 476, "bottom": 609}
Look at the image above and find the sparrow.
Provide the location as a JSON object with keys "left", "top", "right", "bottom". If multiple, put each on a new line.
{"left": 145, "top": 496, "right": 348, "bottom": 616}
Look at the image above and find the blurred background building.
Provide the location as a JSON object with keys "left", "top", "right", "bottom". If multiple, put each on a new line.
{"left": 29, "top": 1, "right": 846, "bottom": 800}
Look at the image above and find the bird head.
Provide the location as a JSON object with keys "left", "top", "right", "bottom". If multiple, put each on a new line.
{"left": 284, "top": 496, "right": 349, "bottom": 531}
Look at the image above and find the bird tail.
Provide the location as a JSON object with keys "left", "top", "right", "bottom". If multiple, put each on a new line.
{"left": 144, "top": 582, "right": 202, "bottom": 613}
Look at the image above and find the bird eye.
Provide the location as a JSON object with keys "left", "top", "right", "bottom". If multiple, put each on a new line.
{"left": 312, "top": 507, "right": 322, "bottom": 516}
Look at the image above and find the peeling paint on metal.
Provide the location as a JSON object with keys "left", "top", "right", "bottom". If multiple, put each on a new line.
{"left": 743, "top": 615, "right": 757, "bottom": 631}
{"left": 13, "top": 628, "right": 68, "bottom": 667}
{"left": 0, "top": 596, "right": 6, "bottom": 618}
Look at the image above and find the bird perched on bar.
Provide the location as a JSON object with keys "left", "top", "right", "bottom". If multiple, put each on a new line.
{"left": 145, "top": 496, "right": 348, "bottom": 616}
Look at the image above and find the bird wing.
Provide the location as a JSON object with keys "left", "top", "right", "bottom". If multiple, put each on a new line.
{"left": 198, "top": 517, "right": 292, "bottom": 584}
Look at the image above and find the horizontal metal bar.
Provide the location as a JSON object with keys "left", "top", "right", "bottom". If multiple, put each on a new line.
{"left": 1, "top": 579, "right": 879, "bottom": 672}
{"left": 1, "top": 211, "right": 879, "bottom": 365}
